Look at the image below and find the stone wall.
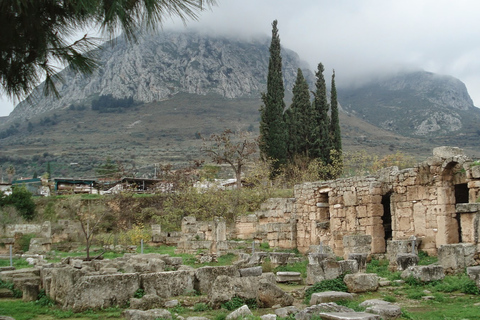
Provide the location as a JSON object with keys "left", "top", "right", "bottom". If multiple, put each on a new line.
{"left": 3, "top": 221, "right": 51, "bottom": 238}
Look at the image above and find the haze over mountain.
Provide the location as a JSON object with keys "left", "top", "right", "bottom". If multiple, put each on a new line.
{"left": 1, "top": 30, "right": 479, "bottom": 179}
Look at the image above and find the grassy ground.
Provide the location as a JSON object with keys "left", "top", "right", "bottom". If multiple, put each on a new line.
{"left": 1, "top": 247, "right": 480, "bottom": 320}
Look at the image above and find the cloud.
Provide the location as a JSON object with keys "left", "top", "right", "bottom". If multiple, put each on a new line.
{"left": 2, "top": 0, "right": 480, "bottom": 116}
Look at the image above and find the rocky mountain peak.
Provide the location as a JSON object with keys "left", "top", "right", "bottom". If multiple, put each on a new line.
{"left": 9, "top": 29, "right": 313, "bottom": 122}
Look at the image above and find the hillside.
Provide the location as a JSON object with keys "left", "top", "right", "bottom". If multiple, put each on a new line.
{"left": 1, "top": 31, "right": 480, "bottom": 179}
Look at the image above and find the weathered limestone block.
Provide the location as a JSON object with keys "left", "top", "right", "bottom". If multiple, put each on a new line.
{"left": 348, "top": 253, "right": 367, "bottom": 272}
{"left": 194, "top": 266, "right": 239, "bottom": 295}
{"left": 295, "top": 303, "right": 354, "bottom": 320}
{"left": 386, "top": 240, "right": 421, "bottom": 263}
{"left": 466, "top": 266, "right": 480, "bottom": 287}
{"left": 309, "top": 291, "right": 353, "bottom": 305}
{"left": 129, "top": 294, "right": 164, "bottom": 310}
{"left": 317, "top": 312, "right": 381, "bottom": 320}
{"left": 396, "top": 254, "right": 419, "bottom": 271}
{"left": 141, "top": 270, "right": 195, "bottom": 298}
{"left": 438, "top": 244, "right": 477, "bottom": 274}
{"left": 258, "top": 280, "right": 294, "bottom": 307}
{"left": 359, "top": 299, "right": 392, "bottom": 308}
{"left": 308, "top": 253, "right": 329, "bottom": 264}
{"left": 226, "top": 305, "right": 253, "bottom": 320}
{"left": 343, "top": 235, "right": 372, "bottom": 259}
{"left": 365, "top": 304, "right": 402, "bottom": 320}
{"left": 433, "top": 146, "right": 464, "bottom": 159}
{"left": 64, "top": 273, "right": 140, "bottom": 311}
{"left": 306, "top": 258, "right": 341, "bottom": 285}
{"left": 269, "top": 253, "right": 295, "bottom": 266}
{"left": 22, "top": 282, "right": 39, "bottom": 302}
{"left": 239, "top": 266, "right": 262, "bottom": 277}
{"left": 123, "top": 308, "right": 172, "bottom": 320}
{"left": 260, "top": 314, "right": 277, "bottom": 320}
{"left": 28, "top": 237, "right": 52, "bottom": 254}
{"left": 338, "top": 260, "right": 359, "bottom": 274}
{"left": 275, "top": 306, "right": 299, "bottom": 318}
{"left": 42, "top": 266, "right": 88, "bottom": 305}
{"left": 343, "top": 273, "right": 379, "bottom": 293}
{"left": 401, "top": 265, "right": 445, "bottom": 282}
{"left": 275, "top": 272, "right": 302, "bottom": 284}
{"left": 209, "top": 275, "right": 260, "bottom": 308}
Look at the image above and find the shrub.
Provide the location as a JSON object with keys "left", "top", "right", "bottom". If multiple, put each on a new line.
{"left": 383, "top": 295, "right": 397, "bottom": 303}
{"left": 133, "top": 288, "right": 145, "bottom": 299}
{"left": 304, "top": 274, "right": 348, "bottom": 304}
{"left": 193, "top": 302, "right": 210, "bottom": 312}
{"left": 18, "top": 233, "right": 36, "bottom": 252}
{"left": 36, "top": 289, "right": 55, "bottom": 307}
{"left": 1, "top": 186, "right": 36, "bottom": 220}
{"left": 221, "top": 296, "right": 257, "bottom": 311}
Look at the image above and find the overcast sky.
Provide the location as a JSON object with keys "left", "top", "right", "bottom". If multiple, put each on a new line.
{"left": 2, "top": 0, "right": 480, "bottom": 116}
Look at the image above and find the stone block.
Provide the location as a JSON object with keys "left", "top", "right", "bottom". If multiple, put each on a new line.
{"left": 317, "top": 312, "right": 381, "bottom": 320}
{"left": 123, "top": 308, "right": 172, "bottom": 320}
{"left": 396, "top": 254, "right": 419, "bottom": 271}
{"left": 141, "top": 270, "right": 195, "bottom": 298}
{"left": 433, "top": 146, "right": 464, "bottom": 159}
{"left": 194, "top": 266, "right": 239, "bottom": 295}
{"left": 365, "top": 304, "right": 402, "bottom": 320}
{"left": 274, "top": 306, "right": 299, "bottom": 318}
{"left": 239, "top": 266, "right": 262, "bottom": 277}
{"left": 295, "top": 303, "right": 354, "bottom": 320}
{"left": 344, "top": 273, "right": 379, "bottom": 293}
{"left": 338, "top": 260, "right": 359, "bottom": 274}
{"left": 129, "top": 294, "right": 164, "bottom": 310}
{"left": 64, "top": 273, "right": 140, "bottom": 311}
{"left": 258, "top": 280, "right": 294, "bottom": 307}
{"left": 309, "top": 291, "right": 353, "bottom": 305}
{"left": 306, "top": 259, "right": 341, "bottom": 285}
{"left": 22, "top": 282, "right": 39, "bottom": 302}
{"left": 275, "top": 272, "right": 302, "bottom": 284}
{"left": 438, "top": 244, "right": 477, "bottom": 274}
{"left": 466, "top": 266, "right": 480, "bottom": 282}
{"left": 226, "top": 305, "right": 253, "bottom": 320}
{"left": 348, "top": 253, "right": 368, "bottom": 272}
{"left": 401, "top": 265, "right": 445, "bottom": 282}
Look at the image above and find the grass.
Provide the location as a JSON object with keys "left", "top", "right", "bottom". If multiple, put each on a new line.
{"left": 0, "top": 257, "right": 32, "bottom": 269}
{"left": 0, "top": 299, "right": 122, "bottom": 320}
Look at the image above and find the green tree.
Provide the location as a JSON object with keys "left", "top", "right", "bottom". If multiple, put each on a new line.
{"left": 0, "top": 0, "right": 216, "bottom": 100}
{"left": 330, "top": 70, "right": 342, "bottom": 153}
{"left": 96, "top": 157, "right": 119, "bottom": 179}
{"left": 1, "top": 186, "right": 36, "bottom": 221}
{"left": 259, "top": 20, "right": 287, "bottom": 173}
{"left": 312, "top": 63, "right": 331, "bottom": 164}
{"left": 285, "top": 68, "right": 316, "bottom": 161}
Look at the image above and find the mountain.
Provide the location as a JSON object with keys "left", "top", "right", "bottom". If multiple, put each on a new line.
{"left": 1, "top": 30, "right": 480, "bottom": 179}
{"left": 338, "top": 70, "right": 480, "bottom": 137}
{"left": 9, "top": 30, "right": 314, "bottom": 123}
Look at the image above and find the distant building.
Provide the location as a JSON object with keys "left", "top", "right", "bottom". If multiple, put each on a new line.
{"left": 0, "top": 182, "right": 12, "bottom": 195}
{"left": 12, "top": 178, "right": 44, "bottom": 196}
{"left": 53, "top": 178, "right": 97, "bottom": 195}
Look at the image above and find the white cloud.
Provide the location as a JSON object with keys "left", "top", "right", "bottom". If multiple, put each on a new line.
{"left": 2, "top": 0, "right": 480, "bottom": 116}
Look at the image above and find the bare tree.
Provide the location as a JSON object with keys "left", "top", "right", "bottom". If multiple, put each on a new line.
{"left": 203, "top": 129, "right": 257, "bottom": 189}
{"left": 65, "top": 197, "right": 107, "bottom": 260}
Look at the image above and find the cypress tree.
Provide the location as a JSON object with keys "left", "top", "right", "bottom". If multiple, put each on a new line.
{"left": 286, "top": 68, "right": 315, "bottom": 160}
{"left": 312, "top": 63, "right": 331, "bottom": 164}
{"left": 330, "top": 70, "right": 342, "bottom": 153}
{"left": 259, "top": 20, "right": 287, "bottom": 171}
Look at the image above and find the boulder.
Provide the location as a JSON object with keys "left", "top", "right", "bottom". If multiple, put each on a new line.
{"left": 359, "top": 299, "right": 392, "bottom": 308}
{"left": 269, "top": 253, "right": 295, "bottom": 266}
{"left": 63, "top": 273, "right": 140, "bottom": 311}
{"left": 258, "top": 280, "right": 294, "bottom": 308}
{"left": 295, "top": 303, "right": 354, "bottom": 320}
{"left": 194, "top": 266, "right": 239, "bottom": 295}
{"left": 310, "top": 291, "right": 353, "bottom": 305}
{"left": 123, "top": 308, "right": 172, "bottom": 320}
{"left": 164, "top": 299, "right": 179, "bottom": 308}
{"left": 129, "top": 294, "right": 164, "bottom": 310}
{"left": 141, "top": 270, "right": 195, "bottom": 298}
{"left": 226, "top": 305, "right": 253, "bottom": 320}
{"left": 261, "top": 314, "right": 277, "bottom": 320}
{"left": 343, "top": 273, "right": 379, "bottom": 293}
{"left": 401, "top": 265, "right": 445, "bottom": 282}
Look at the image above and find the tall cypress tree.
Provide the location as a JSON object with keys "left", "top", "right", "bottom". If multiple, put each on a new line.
{"left": 330, "top": 70, "right": 342, "bottom": 153}
{"left": 286, "top": 68, "right": 315, "bottom": 160}
{"left": 312, "top": 63, "right": 331, "bottom": 164}
{"left": 259, "top": 20, "right": 287, "bottom": 171}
